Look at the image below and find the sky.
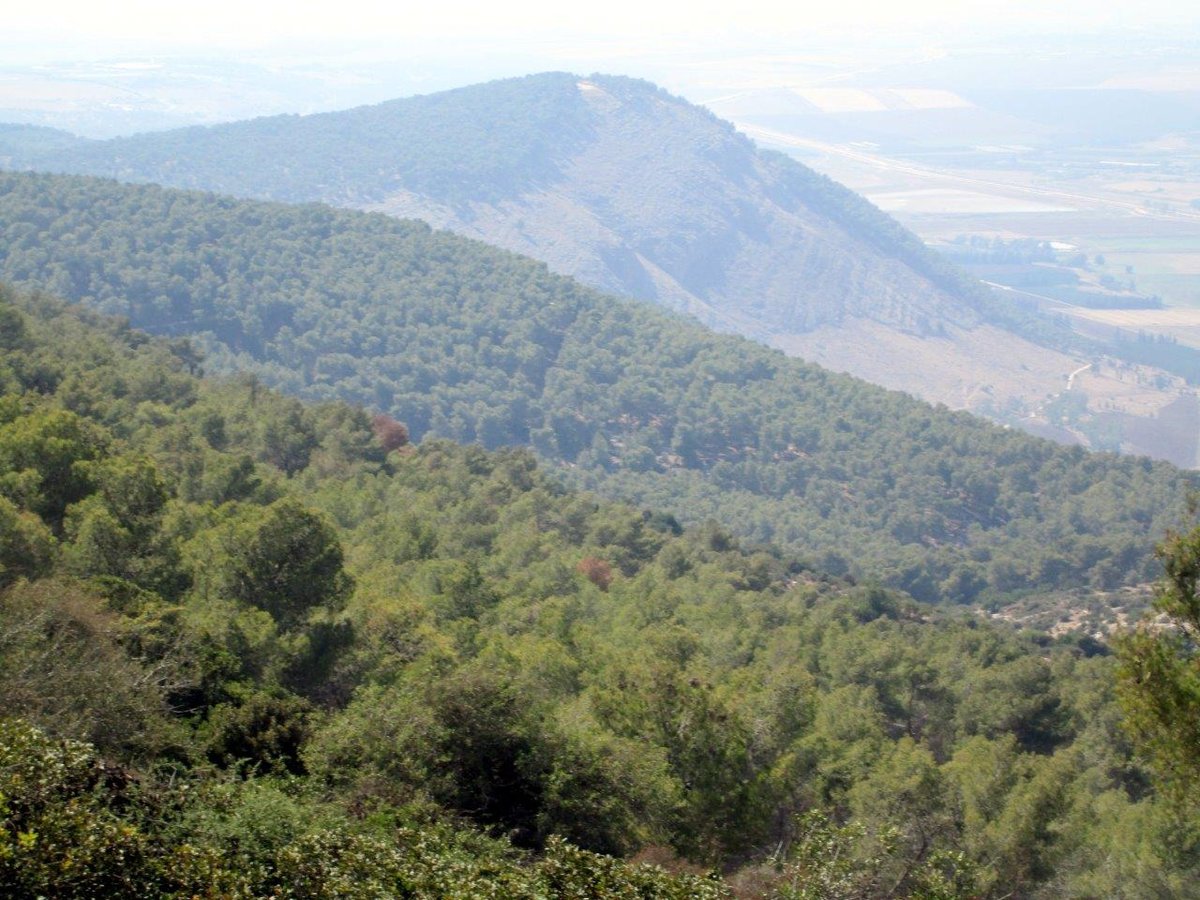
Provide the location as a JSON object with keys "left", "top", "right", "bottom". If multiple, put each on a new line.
{"left": 3, "top": 0, "right": 1196, "bottom": 137}
{"left": 7, "top": 0, "right": 1198, "bottom": 58}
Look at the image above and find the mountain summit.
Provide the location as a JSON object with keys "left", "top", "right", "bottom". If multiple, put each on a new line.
{"left": 13, "top": 73, "right": 992, "bottom": 337}
{"left": 364, "top": 74, "right": 988, "bottom": 342}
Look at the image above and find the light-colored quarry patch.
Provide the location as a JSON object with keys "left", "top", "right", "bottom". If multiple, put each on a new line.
{"left": 868, "top": 188, "right": 1076, "bottom": 215}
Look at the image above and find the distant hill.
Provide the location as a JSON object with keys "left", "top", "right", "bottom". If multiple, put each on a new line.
{"left": 6, "top": 73, "right": 1073, "bottom": 349}
{"left": 19, "top": 73, "right": 1187, "bottom": 462}
{"left": 0, "top": 123, "right": 86, "bottom": 166}
{"left": 0, "top": 169, "right": 1192, "bottom": 608}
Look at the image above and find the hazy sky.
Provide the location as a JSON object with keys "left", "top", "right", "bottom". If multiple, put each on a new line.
{"left": 8, "top": 0, "right": 1198, "bottom": 57}
{"left": 4, "top": 0, "right": 1196, "bottom": 137}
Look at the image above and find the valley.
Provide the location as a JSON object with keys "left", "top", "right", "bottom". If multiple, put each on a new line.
{"left": 714, "top": 83, "right": 1200, "bottom": 464}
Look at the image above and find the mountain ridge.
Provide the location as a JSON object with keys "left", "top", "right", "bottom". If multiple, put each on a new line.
{"left": 0, "top": 169, "right": 1192, "bottom": 607}
{"left": 6, "top": 72, "right": 1051, "bottom": 343}
{"left": 25, "top": 73, "right": 1185, "bottom": 461}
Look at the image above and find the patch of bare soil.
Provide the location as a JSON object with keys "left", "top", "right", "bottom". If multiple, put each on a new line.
{"left": 770, "top": 319, "right": 1198, "bottom": 465}
{"left": 987, "top": 584, "right": 1154, "bottom": 640}
{"left": 770, "top": 320, "right": 1081, "bottom": 411}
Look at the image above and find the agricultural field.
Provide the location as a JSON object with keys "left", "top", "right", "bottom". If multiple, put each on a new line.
{"left": 786, "top": 138, "right": 1200, "bottom": 319}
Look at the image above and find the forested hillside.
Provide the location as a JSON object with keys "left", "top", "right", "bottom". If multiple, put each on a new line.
{"left": 2, "top": 285, "right": 1198, "bottom": 896}
{"left": 0, "top": 123, "right": 85, "bottom": 166}
{"left": 4, "top": 72, "right": 1065, "bottom": 348}
{"left": 0, "top": 170, "right": 1192, "bottom": 607}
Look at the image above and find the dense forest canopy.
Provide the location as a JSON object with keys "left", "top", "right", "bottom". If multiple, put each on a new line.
{"left": 0, "top": 170, "right": 1192, "bottom": 609}
{"left": 2, "top": 284, "right": 1198, "bottom": 896}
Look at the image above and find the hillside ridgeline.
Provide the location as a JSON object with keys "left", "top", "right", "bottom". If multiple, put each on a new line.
{"left": 5, "top": 74, "right": 1076, "bottom": 361}
{"left": 0, "top": 170, "right": 1193, "bottom": 609}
